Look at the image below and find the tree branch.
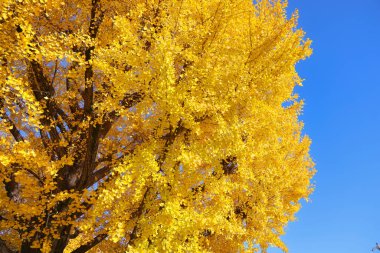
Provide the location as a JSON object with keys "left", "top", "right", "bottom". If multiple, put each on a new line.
{"left": 69, "top": 227, "right": 80, "bottom": 239}
{"left": 50, "top": 59, "right": 59, "bottom": 87}
{"left": 26, "top": 60, "right": 67, "bottom": 158}
{"left": 25, "top": 169, "right": 44, "bottom": 186}
{"left": 71, "top": 234, "right": 107, "bottom": 253}
{"left": 84, "top": 150, "right": 132, "bottom": 189}
{"left": 83, "top": 165, "right": 112, "bottom": 189}
{"left": 27, "top": 60, "right": 55, "bottom": 101}
{"left": 0, "top": 99, "right": 24, "bottom": 142}
{"left": 77, "top": 0, "right": 104, "bottom": 190}
{"left": 127, "top": 188, "right": 150, "bottom": 247}
{"left": 158, "top": 120, "right": 188, "bottom": 169}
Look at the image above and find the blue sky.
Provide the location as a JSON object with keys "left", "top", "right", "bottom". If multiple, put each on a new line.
{"left": 269, "top": 1, "right": 380, "bottom": 252}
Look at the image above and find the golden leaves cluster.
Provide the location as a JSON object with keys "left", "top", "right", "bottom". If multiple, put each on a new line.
{"left": 0, "top": 0, "right": 314, "bottom": 252}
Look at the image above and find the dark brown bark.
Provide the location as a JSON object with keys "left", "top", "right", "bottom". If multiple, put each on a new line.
{"left": 158, "top": 120, "right": 188, "bottom": 169}
{"left": 76, "top": 0, "right": 104, "bottom": 190}
{"left": 83, "top": 165, "right": 112, "bottom": 188}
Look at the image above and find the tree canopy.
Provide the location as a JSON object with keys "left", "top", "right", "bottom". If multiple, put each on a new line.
{"left": 0, "top": 0, "right": 314, "bottom": 252}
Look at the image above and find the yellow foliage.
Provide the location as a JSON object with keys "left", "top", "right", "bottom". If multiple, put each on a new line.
{"left": 0, "top": 0, "right": 314, "bottom": 252}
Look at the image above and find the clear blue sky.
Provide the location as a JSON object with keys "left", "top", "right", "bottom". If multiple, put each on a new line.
{"left": 269, "top": 1, "right": 380, "bottom": 252}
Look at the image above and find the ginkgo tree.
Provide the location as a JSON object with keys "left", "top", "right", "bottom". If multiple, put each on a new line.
{"left": 0, "top": 0, "right": 314, "bottom": 252}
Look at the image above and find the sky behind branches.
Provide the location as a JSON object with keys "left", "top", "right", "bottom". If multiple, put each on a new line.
{"left": 269, "top": 1, "right": 380, "bottom": 252}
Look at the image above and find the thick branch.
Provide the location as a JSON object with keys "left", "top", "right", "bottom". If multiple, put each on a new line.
{"left": 71, "top": 234, "right": 107, "bottom": 253}
{"left": 26, "top": 60, "right": 67, "bottom": 157}
{"left": 127, "top": 188, "right": 150, "bottom": 247}
{"left": 77, "top": 0, "right": 104, "bottom": 190}
{"left": 77, "top": 124, "right": 101, "bottom": 190}
{"left": 65, "top": 63, "right": 84, "bottom": 134}
{"left": 5, "top": 119, "right": 24, "bottom": 142}
{"left": 0, "top": 99, "right": 24, "bottom": 142}
{"left": 27, "top": 60, "right": 55, "bottom": 101}
{"left": 84, "top": 150, "right": 131, "bottom": 189}
{"left": 4, "top": 173, "right": 19, "bottom": 202}
{"left": 83, "top": 164, "right": 112, "bottom": 189}
{"left": 69, "top": 228, "right": 80, "bottom": 239}
{"left": 81, "top": 92, "right": 144, "bottom": 189}
{"left": 83, "top": 0, "right": 103, "bottom": 115}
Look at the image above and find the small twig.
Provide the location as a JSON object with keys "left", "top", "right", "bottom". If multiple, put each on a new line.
{"left": 25, "top": 169, "right": 44, "bottom": 186}
{"left": 50, "top": 59, "right": 59, "bottom": 87}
